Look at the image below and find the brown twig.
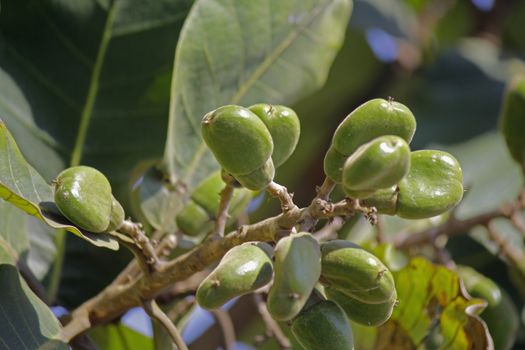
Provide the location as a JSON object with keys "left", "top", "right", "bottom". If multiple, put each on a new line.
{"left": 315, "top": 177, "right": 336, "bottom": 201}
{"left": 142, "top": 299, "right": 188, "bottom": 350}
{"left": 211, "top": 181, "right": 235, "bottom": 239}
{"left": 266, "top": 181, "right": 296, "bottom": 213}
{"left": 394, "top": 209, "right": 504, "bottom": 248}
{"left": 210, "top": 309, "right": 236, "bottom": 350}
{"left": 253, "top": 293, "right": 291, "bottom": 349}
{"left": 119, "top": 220, "right": 161, "bottom": 271}
{"left": 59, "top": 194, "right": 379, "bottom": 342}
{"left": 485, "top": 222, "right": 525, "bottom": 269}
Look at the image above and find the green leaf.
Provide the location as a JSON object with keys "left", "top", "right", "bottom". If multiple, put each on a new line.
{"left": 0, "top": 240, "right": 67, "bottom": 350}
{"left": 0, "top": 120, "right": 118, "bottom": 250}
{"left": 89, "top": 323, "right": 154, "bottom": 350}
{"left": 0, "top": 0, "right": 193, "bottom": 199}
{"left": 0, "top": 199, "right": 57, "bottom": 280}
{"left": 164, "top": 0, "right": 353, "bottom": 190}
{"left": 352, "top": 257, "right": 493, "bottom": 349}
{"left": 444, "top": 132, "right": 522, "bottom": 219}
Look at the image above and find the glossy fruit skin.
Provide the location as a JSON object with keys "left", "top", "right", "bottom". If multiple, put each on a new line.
{"left": 458, "top": 266, "right": 518, "bottom": 350}
{"left": 234, "top": 158, "right": 275, "bottom": 190}
{"left": 54, "top": 166, "right": 114, "bottom": 233}
{"left": 291, "top": 299, "right": 354, "bottom": 350}
{"left": 249, "top": 104, "right": 300, "bottom": 167}
{"left": 332, "top": 99, "right": 416, "bottom": 156}
{"left": 324, "top": 98, "right": 416, "bottom": 183}
{"left": 267, "top": 232, "right": 321, "bottom": 321}
{"left": 201, "top": 105, "right": 273, "bottom": 176}
{"left": 360, "top": 186, "right": 398, "bottom": 215}
{"left": 323, "top": 146, "right": 348, "bottom": 184}
{"left": 342, "top": 135, "right": 410, "bottom": 199}
{"left": 325, "top": 286, "right": 396, "bottom": 327}
{"left": 320, "top": 240, "right": 395, "bottom": 304}
{"left": 176, "top": 171, "right": 252, "bottom": 236}
{"left": 500, "top": 77, "right": 525, "bottom": 166}
{"left": 106, "top": 196, "right": 125, "bottom": 232}
{"left": 196, "top": 242, "right": 273, "bottom": 310}
{"left": 397, "top": 150, "right": 463, "bottom": 219}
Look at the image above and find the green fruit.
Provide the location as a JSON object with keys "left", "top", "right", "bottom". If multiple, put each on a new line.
{"left": 342, "top": 135, "right": 410, "bottom": 199}
{"left": 196, "top": 242, "right": 273, "bottom": 310}
{"left": 323, "top": 146, "right": 348, "bottom": 183}
{"left": 458, "top": 266, "right": 518, "bottom": 350}
{"left": 325, "top": 286, "right": 396, "bottom": 327}
{"left": 291, "top": 299, "right": 354, "bottom": 350}
{"left": 320, "top": 240, "right": 395, "bottom": 304}
{"left": 106, "top": 196, "right": 125, "bottom": 232}
{"left": 175, "top": 172, "right": 253, "bottom": 236}
{"left": 360, "top": 186, "right": 398, "bottom": 215}
{"left": 267, "top": 232, "right": 321, "bottom": 321}
{"left": 499, "top": 77, "right": 525, "bottom": 167}
{"left": 397, "top": 150, "right": 463, "bottom": 219}
{"left": 233, "top": 158, "right": 275, "bottom": 191}
{"left": 332, "top": 98, "right": 416, "bottom": 158}
{"left": 176, "top": 201, "right": 213, "bottom": 237}
{"left": 249, "top": 104, "right": 301, "bottom": 167}
{"left": 54, "top": 166, "right": 114, "bottom": 233}
{"left": 201, "top": 105, "right": 273, "bottom": 176}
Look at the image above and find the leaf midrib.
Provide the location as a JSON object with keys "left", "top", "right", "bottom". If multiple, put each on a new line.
{"left": 179, "top": 0, "right": 334, "bottom": 184}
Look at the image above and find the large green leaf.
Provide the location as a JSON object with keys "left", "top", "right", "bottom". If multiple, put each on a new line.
{"left": 0, "top": 199, "right": 56, "bottom": 280}
{"left": 0, "top": 120, "right": 118, "bottom": 249}
{"left": 0, "top": 241, "right": 67, "bottom": 350}
{"left": 352, "top": 257, "right": 493, "bottom": 349}
{"left": 0, "top": 0, "right": 193, "bottom": 200}
{"left": 163, "top": 0, "right": 353, "bottom": 190}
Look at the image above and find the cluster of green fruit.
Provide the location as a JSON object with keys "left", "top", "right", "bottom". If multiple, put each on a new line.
{"left": 196, "top": 233, "right": 396, "bottom": 349}
{"left": 324, "top": 98, "right": 464, "bottom": 219}
{"left": 201, "top": 104, "right": 300, "bottom": 190}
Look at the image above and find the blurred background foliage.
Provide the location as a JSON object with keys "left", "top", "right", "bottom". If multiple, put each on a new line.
{"left": 2, "top": 0, "right": 525, "bottom": 348}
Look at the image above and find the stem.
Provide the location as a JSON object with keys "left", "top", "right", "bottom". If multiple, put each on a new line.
{"left": 316, "top": 177, "right": 336, "bottom": 201}
{"left": 253, "top": 293, "right": 291, "bottom": 349}
{"left": 119, "top": 220, "right": 161, "bottom": 271}
{"left": 211, "top": 182, "right": 235, "bottom": 239}
{"left": 394, "top": 209, "right": 504, "bottom": 248}
{"left": 143, "top": 299, "right": 188, "bottom": 350}
{"left": 266, "top": 182, "right": 296, "bottom": 212}
{"left": 47, "top": 229, "right": 66, "bottom": 303}
{"left": 210, "top": 309, "right": 236, "bottom": 350}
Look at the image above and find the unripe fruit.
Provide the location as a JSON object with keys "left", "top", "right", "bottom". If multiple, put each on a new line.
{"left": 325, "top": 286, "right": 396, "bottom": 327}
{"left": 360, "top": 186, "right": 398, "bottom": 215}
{"left": 267, "top": 232, "right": 321, "bottom": 321}
{"left": 323, "top": 147, "right": 348, "bottom": 184}
{"left": 54, "top": 166, "right": 121, "bottom": 233}
{"left": 176, "top": 171, "right": 252, "bottom": 236}
{"left": 106, "top": 196, "right": 125, "bottom": 232}
{"left": 397, "top": 150, "right": 463, "bottom": 219}
{"left": 201, "top": 105, "right": 273, "bottom": 176}
{"left": 324, "top": 98, "right": 416, "bottom": 183}
{"left": 291, "top": 299, "right": 354, "bottom": 350}
{"left": 233, "top": 158, "right": 275, "bottom": 191}
{"left": 342, "top": 135, "right": 410, "bottom": 199}
{"left": 249, "top": 104, "right": 301, "bottom": 167}
{"left": 499, "top": 77, "right": 525, "bottom": 167}
{"left": 320, "top": 240, "right": 395, "bottom": 304}
{"left": 196, "top": 242, "right": 273, "bottom": 310}
{"left": 333, "top": 99, "right": 416, "bottom": 156}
